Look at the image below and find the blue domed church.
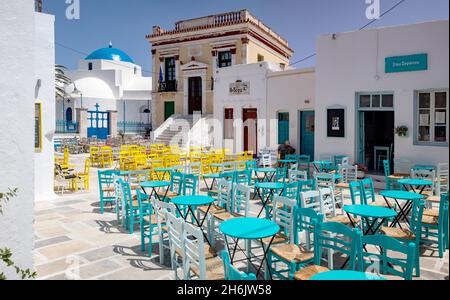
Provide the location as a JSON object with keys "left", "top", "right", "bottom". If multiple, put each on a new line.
{"left": 57, "top": 43, "right": 152, "bottom": 139}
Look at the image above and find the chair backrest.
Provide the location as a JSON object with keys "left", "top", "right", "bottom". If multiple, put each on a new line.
{"left": 300, "top": 190, "right": 322, "bottom": 213}
{"left": 361, "top": 178, "right": 376, "bottom": 205}
{"left": 296, "top": 207, "right": 324, "bottom": 235}
{"left": 245, "top": 160, "right": 257, "bottom": 171}
{"left": 349, "top": 181, "right": 364, "bottom": 205}
{"left": 187, "top": 162, "right": 202, "bottom": 177}
{"left": 183, "top": 173, "right": 197, "bottom": 196}
{"left": 84, "top": 159, "right": 91, "bottom": 174}
{"left": 172, "top": 165, "right": 187, "bottom": 173}
{"left": 314, "top": 172, "right": 335, "bottom": 189}
{"left": 275, "top": 167, "right": 288, "bottom": 183}
{"left": 120, "top": 180, "right": 134, "bottom": 209}
{"left": 283, "top": 181, "right": 301, "bottom": 203}
{"left": 409, "top": 199, "right": 425, "bottom": 236}
{"left": 98, "top": 169, "right": 120, "bottom": 198}
{"left": 273, "top": 196, "right": 297, "bottom": 243}
{"left": 234, "top": 170, "right": 252, "bottom": 186}
{"left": 383, "top": 160, "right": 391, "bottom": 177}
{"left": 319, "top": 187, "right": 337, "bottom": 217}
{"left": 170, "top": 171, "right": 184, "bottom": 194}
{"left": 289, "top": 170, "right": 308, "bottom": 182}
{"left": 127, "top": 170, "right": 150, "bottom": 185}
{"left": 339, "top": 165, "right": 358, "bottom": 184}
{"left": 359, "top": 235, "right": 415, "bottom": 280}
{"left": 334, "top": 155, "right": 349, "bottom": 167}
{"left": 183, "top": 222, "right": 207, "bottom": 279}
{"left": 152, "top": 198, "right": 176, "bottom": 230}
{"left": 166, "top": 212, "right": 184, "bottom": 268}
{"left": 314, "top": 222, "right": 361, "bottom": 270}
{"left": 437, "top": 163, "right": 449, "bottom": 196}
{"left": 217, "top": 179, "right": 233, "bottom": 210}
{"left": 223, "top": 162, "right": 236, "bottom": 172}
{"left": 221, "top": 250, "right": 256, "bottom": 280}
{"left": 231, "top": 184, "right": 251, "bottom": 217}
{"left": 260, "top": 153, "right": 272, "bottom": 167}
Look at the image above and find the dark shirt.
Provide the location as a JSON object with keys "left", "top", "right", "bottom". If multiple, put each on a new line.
{"left": 278, "top": 144, "right": 296, "bottom": 159}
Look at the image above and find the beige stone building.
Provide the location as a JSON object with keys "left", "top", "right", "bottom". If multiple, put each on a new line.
{"left": 146, "top": 9, "right": 293, "bottom": 128}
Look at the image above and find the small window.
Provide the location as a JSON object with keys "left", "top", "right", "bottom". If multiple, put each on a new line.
{"left": 218, "top": 51, "right": 232, "bottom": 68}
{"left": 88, "top": 63, "right": 93, "bottom": 70}
{"left": 382, "top": 94, "right": 394, "bottom": 108}
{"left": 358, "top": 93, "right": 394, "bottom": 109}
{"left": 359, "top": 95, "right": 371, "bottom": 108}
{"left": 165, "top": 57, "right": 176, "bottom": 82}
{"left": 415, "top": 90, "right": 448, "bottom": 145}
{"left": 257, "top": 54, "right": 265, "bottom": 62}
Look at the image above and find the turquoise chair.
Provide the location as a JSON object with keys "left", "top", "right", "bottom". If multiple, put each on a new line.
{"left": 349, "top": 181, "right": 364, "bottom": 205}
{"left": 121, "top": 180, "right": 141, "bottom": 235}
{"left": 208, "top": 171, "right": 235, "bottom": 197}
{"left": 284, "top": 180, "right": 315, "bottom": 207}
{"left": 359, "top": 235, "right": 415, "bottom": 280}
{"left": 183, "top": 173, "right": 198, "bottom": 196}
{"left": 113, "top": 175, "right": 124, "bottom": 225}
{"left": 422, "top": 193, "right": 449, "bottom": 258}
{"left": 221, "top": 250, "right": 256, "bottom": 280}
{"left": 383, "top": 160, "right": 401, "bottom": 190}
{"left": 158, "top": 171, "right": 184, "bottom": 201}
{"left": 235, "top": 169, "right": 252, "bottom": 185}
{"left": 293, "top": 222, "right": 361, "bottom": 280}
{"left": 136, "top": 189, "right": 157, "bottom": 255}
{"left": 267, "top": 207, "right": 323, "bottom": 280}
{"left": 98, "top": 169, "right": 120, "bottom": 214}
{"left": 380, "top": 199, "right": 425, "bottom": 277}
{"left": 298, "top": 155, "right": 311, "bottom": 178}
{"left": 275, "top": 166, "right": 288, "bottom": 184}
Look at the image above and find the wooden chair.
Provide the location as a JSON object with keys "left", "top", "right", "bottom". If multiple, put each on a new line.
{"left": 221, "top": 250, "right": 256, "bottom": 280}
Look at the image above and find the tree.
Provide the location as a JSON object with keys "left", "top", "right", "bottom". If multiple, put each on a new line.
{"left": 55, "top": 64, "right": 72, "bottom": 100}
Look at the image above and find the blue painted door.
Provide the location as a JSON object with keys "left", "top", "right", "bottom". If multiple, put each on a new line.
{"left": 300, "top": 111, "right": 315, "bottom": 160}
{"left": 88, "top": 104, "right": 109, "bottom": 139}
{"left": 278, "top": 112, "right": 290, "bottom": 144}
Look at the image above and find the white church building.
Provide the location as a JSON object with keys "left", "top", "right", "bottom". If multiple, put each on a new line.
{"left": 59, "top": 44, "right": 152, "bottom": 139}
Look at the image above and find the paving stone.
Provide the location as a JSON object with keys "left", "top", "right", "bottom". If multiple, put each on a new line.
{"left": 35, "top": 236, "right": 72, "bottom": 249}
{"left": 78, "top": 259, "right": 123, "bottom": 279}
{"left": 38, "top": 240, "right": 93, "bottom": 260}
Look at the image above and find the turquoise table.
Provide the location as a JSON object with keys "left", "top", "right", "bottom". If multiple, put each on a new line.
{"left": 220, "top": 218, "right": 280, "bottom": 279}
{"left": 312, "top": 161, "right": 334, "bottom": 173}
{"left": 255, "top": 182, "right": 285, "bottom": 218}
{"left": 153, "top": 167, "right": 173, "bottom": 181}
{"left": 254, "top": 168, "right": 277, "bottom": 182}
{"left": 310, "top": 270, "right": 385, "bottom": 281}
{"left": 172, "top": 195, "right": 216, "bottom": 245}
{"left": 140, "top": 181, "right": 171, "bottom": 202}
{"left": 398, "top": 178, "right": 433, "bottom": 195}
{"left": 380, "top": 190, "right": 425, "bottom": 228}
{"left": 412, "top": 165, "right": 435, "bottom": 171}
{"left": 344, "top": 205, "right": 397, "bottom": 235}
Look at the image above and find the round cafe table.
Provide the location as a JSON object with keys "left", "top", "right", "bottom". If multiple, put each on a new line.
{"left": 254, "top": 168, "right": 277, "bottom": 182}
{"left": 140, "top": 181, "right": 171, "bottom": 202}
{"left": 220, "top": 217, "right": 280, "bottom": 280}
{"left": 344, "top": 205, "right": 397, "bottom": 235}
{"left": 171, "top": 195, "right": 215, "bottom": 246}
{"left": 397, "top": 178, "right": 433, "bottom": 195}
{"left": 380, "top": 190, "right": 425, "bottom": 228}
{"left": 255, "top": 182, "right": 285, "bottom": 218}
{"left": 310, "top": 270, "right": 385, "bottom": 281}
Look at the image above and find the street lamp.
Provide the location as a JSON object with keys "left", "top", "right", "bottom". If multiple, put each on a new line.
{"left": 72, "top": 84, "right": 83, "bottom": 109}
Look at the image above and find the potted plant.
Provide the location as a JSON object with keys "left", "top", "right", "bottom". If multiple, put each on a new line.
{"left": 394, "top": 126, "right": 409, "bottom": 137}
{"left": 355, "top": 163, "right": 368, "bottom": 179}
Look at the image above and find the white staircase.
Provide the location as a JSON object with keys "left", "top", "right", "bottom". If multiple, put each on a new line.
{"left": 152, "top": 114, "right": 213, "bottom": 148}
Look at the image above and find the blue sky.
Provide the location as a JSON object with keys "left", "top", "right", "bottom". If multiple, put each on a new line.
{"left": 45, "top": 0, "right": 449, "bottom": 75}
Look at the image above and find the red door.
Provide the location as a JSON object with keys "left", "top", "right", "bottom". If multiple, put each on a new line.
{"left": 243, "top": 108, "right": 257, "bottom": 153}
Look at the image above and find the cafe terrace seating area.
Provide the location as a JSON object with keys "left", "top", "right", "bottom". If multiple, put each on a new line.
{"left": 48, "top": 143, "right": 449, "bottom": 280}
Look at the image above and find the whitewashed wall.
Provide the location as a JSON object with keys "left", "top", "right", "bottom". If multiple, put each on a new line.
{"left": 315, "top": 20, "right": 449, "bottom": 170}
{"left": 0, "top": 0, "right": 36, "bottom": 278}
{"left": 34, "top": 12, "right": 56, "bottom": 201}
{"left": 267, "top": 68, "right": 315, "bottom": 151}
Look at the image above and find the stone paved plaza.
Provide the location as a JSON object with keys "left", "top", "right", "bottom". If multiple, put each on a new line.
{"left": 33, "top": 154, "right": 449, "bottom": 280}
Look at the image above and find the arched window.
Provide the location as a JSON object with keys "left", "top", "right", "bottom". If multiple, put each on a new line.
{"left": 66, "top": 107, "right": 73, "bottom": 122}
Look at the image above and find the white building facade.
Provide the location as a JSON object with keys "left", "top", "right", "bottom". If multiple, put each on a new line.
{"left": 213, "top": 62, "right": 315, "bottom": 156}
{"left": 315, "top": 20, "right": 449, "bottom": 172}
{"left": 0, "top": 0, "right": 55, "bottom": 278}
{"left": 60, "top": 45, "right": 152, "bottom": 139}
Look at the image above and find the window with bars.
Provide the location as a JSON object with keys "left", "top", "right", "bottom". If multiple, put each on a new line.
{"left": 218, "top": 51, "right": 232, "bottom": 68}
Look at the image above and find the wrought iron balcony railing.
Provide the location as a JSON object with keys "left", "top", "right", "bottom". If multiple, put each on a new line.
{"left": 158, "top": 80, "right": 177, "bottom": 93}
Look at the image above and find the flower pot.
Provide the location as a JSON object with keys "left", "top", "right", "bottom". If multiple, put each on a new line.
{"left": 357, "top": 171, "right": 366, "bottom": 179}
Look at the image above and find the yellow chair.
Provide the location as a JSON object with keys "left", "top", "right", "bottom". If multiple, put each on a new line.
{"left": 90, "top": 146, "right": 101, "bottom": 167}
{"left": 101, "top": 146, "right": 114, "bottom": 168}
{"left": 76, "top": 159, "right": 91, "bottom": 190}
{"left": 135, "top": 155, "right": 149, "bottom": 170}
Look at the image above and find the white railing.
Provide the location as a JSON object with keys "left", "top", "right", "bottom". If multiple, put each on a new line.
{"left": 152, "top": 114, "right": 179, "bottom": 142}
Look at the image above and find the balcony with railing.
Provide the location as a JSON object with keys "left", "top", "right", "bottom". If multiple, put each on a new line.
{"left": 56, "top": 120, "right": 79, "bottom": 134}
{"left": 158, "top": 80, "right": 178, "bottom": 93}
